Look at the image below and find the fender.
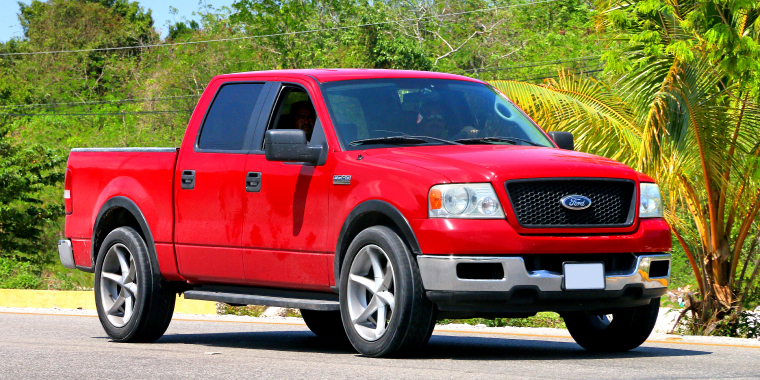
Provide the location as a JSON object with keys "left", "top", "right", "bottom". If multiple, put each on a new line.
{"left": 334, "top": 200, "right": 422, "bottom": 284}
{"left": 89, "top": 196, "right": 160, "bottom": 277}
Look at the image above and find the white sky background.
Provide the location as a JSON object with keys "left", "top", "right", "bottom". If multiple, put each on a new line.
{"left": 0, "top": 0, "right": 236, "bottom": 42}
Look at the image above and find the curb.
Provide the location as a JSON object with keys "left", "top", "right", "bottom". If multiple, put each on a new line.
{"left": 0, "top": 289, "right": 217, "bottom": 315}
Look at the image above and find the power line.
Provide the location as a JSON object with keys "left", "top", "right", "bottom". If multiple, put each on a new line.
{"left": 0, "top": 68, "right": 605, "bottom": 117}
{"left": 454, "top": 55, "right": 601, "bottom": 74}
{"left": 0, "top": 0, "right": 558, "bottom": 57}
{"left": 0, "top": 110, "right": 193, "bottom": 117}
{"left": 507, "top": 66, "right": 604, "bottom": 82}
{"left": 0, "top": 94, "right": 199, "bottom": 109}
{"left": 0, "top": 55, "right": 595, "bottom": 110}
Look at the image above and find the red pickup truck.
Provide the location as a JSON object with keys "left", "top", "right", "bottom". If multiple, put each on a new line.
{"left": 58, "top": 69, "right": 671, "bottom": 357}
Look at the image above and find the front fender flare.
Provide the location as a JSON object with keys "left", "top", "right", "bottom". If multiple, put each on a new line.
{"left": 334, "top": 200, "right": 422, "bottom": 285}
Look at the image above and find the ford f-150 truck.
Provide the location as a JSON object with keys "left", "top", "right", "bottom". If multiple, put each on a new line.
{"left": 58, "top": 69, "right": 671, "bottom": 357}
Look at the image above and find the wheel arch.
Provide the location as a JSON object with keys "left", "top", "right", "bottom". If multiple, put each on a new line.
{"left": 334, "top": 200, "right": 421, "bottom": 286}
{"left": 90, "top": 196, "right": 160, "bottom": 277}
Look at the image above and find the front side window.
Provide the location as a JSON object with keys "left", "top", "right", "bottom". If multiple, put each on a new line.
{"left": 198, "top": 83, "right": 264, "bottom": 151}
{"left": 265, "top": 86, "right": 318, "bottom": 143}
{"left": 321, "top": 79, "right": 553, "bottom": 150}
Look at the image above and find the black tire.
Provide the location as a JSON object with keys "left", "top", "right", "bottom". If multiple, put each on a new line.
{"left": 563, "top": 297, "right": 660, "bottom": 352}
{"left": 339, "top": 226, "right": 436, "bottom": 358}
{"left": 94, "top": 227, "right": 176, "bottom": 343}
{"left": 301, "top": 309, "right": 348, "bottom": 342}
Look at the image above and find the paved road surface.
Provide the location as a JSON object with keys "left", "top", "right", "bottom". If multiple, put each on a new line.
{"left": 1, "top": 311, "right": 758, "bottom": 379}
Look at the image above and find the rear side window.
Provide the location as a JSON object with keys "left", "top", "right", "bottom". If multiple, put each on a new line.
{"left": 198, "top": 83, "right": 264, "bottom": 151}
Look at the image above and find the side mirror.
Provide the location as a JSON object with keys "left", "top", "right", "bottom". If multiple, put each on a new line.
{"left": 548, "top": 131, "right": 574, "bottom": 150}
{"left": 264, "top": 130, "right": 324, "bottom": 164}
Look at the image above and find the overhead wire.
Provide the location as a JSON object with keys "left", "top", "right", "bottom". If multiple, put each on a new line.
{"left": 453, "top": 55, "right": 602, "bottom": 74}
{"left": 0, "top": 0, "right": 559, "bottom": 57}
{"left": 0, "top": 110, "right": 192, "bottom": 117}
{"left": 0, "top": 57, "right": 602, "bottom": 110}
{"left": 0, "top": 66, "right": 606, "bottom": 117}
{"left": 0, "top": 94, "right": 200, "bottom": 109}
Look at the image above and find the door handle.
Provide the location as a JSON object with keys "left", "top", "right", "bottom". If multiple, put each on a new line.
{"left": 180, "top": 170, "right": 195, "bottom": 190}
{"left": 246, "top": 172, "right": 262, "bottom": 192}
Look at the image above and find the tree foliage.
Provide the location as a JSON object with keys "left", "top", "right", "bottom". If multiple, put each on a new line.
{"left": 493, "top": 0, "right": 760, "bottom": 333}
{"left": 0, "top": 126, "right": 64, "bottom": 265}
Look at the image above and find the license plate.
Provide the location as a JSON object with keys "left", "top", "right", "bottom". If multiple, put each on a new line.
{"left": 563, "top": 262, "right": 605, "bottom": 290}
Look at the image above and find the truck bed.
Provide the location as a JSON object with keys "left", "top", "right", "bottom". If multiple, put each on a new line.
{"left": 64, "top": 148, "right": 179, "bottom": 271}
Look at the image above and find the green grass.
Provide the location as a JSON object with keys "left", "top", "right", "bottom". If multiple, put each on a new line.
{"left": 440, "top": 312, "right": 567, "bottom": 329}
{"left": 0, "top": 257, "right": 41, "bottom": 289}
{"left": 0, "top": 257, "right": 93, "bottom": 290}
{"left": 217, "top": 304, "right": 268, "bottom": 317}
{"left": 41, "top": 262, "right": 94, "bottom": 290}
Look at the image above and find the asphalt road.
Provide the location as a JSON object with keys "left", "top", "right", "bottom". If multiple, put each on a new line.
{"left": 1, "top": 312, "right": 759, "bottom": 380}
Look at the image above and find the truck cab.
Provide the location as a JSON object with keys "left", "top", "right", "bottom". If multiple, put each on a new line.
{"left": 59, "top": 69, "right": 671, "bottom": 357}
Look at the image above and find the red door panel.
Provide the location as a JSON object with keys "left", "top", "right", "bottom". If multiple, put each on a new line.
{"left": 175, "top": 152, "right": 247, "bottom": 283}
{"left": 241, "top": 156, "right": 332, "bottom": 290}
{"left": 242, "top": 248, "right": 330, "bottom": 291}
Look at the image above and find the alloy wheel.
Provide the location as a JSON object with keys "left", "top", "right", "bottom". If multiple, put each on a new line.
{"left": 99, "top": 243, "right": 138, "bottom": 327}
{"left": 346, "top": 244, "right": 396, "bottom": 341}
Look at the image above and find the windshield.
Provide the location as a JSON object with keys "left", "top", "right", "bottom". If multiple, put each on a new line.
{"left": 321, "top": 78, "right": 554, "bottom": 150}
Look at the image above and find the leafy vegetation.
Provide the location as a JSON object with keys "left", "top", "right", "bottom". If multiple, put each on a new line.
{"left": 441, "top": 312, "right": 567, "bottom": 329}
{"left": 492, "top": 0, "right": 760, "bottom": 335}
{"left": 0, "top": 127, "right": 64, "bottom": 265}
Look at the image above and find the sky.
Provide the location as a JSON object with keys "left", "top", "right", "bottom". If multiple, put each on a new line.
{"left": 0, "top": 0, "right": 236, "bottom": 42}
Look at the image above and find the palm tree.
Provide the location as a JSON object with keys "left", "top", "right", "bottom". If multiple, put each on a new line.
{"left": 490, "top": 46, "right": 760, "bottom": 332}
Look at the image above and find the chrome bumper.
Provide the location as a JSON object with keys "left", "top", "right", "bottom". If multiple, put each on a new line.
{"left": 58, "top": 239, "right": 75, "bottom": 269}
{"left": 417, "top": 253, "right": 670, "bottom": 292}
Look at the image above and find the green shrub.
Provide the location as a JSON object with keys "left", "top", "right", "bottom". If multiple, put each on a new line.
{"left": 440, "top": 312, "right": 567, "bottom": 329}
{"left": 217, "top": 304, "right": 267, "bottom": 317}
{"left": 0, "top": 257, "right": 42, "bottom": 289}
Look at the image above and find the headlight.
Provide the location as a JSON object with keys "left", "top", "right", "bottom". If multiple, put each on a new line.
{"left": 639, "top": 183, "right": 663, "bottom": 218}
{"left": 429, "top": 183, "right": 505, "bottom": 219}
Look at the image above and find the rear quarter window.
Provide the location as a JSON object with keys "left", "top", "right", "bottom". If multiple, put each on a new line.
{"left": 197, "top": 83, "right": 264, "bottom": 151}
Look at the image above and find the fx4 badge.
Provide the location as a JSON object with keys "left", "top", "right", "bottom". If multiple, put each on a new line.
{"left": 333, "top": 175, "right": 351, "bottom": 185}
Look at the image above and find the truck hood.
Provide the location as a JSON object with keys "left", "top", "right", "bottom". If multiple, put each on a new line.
{"left": 363, "top": 145, "right": 638, "bottom": 183}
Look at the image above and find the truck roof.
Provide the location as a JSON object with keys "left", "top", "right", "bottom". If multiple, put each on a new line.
{"left": 213, "top": 68, "right": 484, "bottom": 84}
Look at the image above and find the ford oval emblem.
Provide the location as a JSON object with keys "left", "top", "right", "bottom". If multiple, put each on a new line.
{"left": 560, "top": 195, "right": 592, "bottom": 210}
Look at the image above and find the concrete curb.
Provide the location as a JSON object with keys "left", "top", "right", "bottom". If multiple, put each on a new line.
{"left": 0, "top": 289, "right": 217, "bottom": 315}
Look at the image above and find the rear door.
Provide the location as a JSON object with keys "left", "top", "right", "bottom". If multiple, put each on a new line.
{"left": 175, "top": 81, "right": 272, "bottom": 283}
{"left": 241, "top": 82, "right": 333, "bottom": 291}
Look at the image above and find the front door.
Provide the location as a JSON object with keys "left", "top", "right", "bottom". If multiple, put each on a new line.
{"left": 175, "top": 81, "right": 269, "bottom": 283}
{"left": 241, "top": 84, "right": 332, "bottom": 291}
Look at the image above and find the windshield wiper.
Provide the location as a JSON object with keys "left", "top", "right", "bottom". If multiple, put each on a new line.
{"left": 349, "top": 135, "right": 460, "bottom": 146}
{"left": 455, "top": 136, "right": 545, "bottom": 147}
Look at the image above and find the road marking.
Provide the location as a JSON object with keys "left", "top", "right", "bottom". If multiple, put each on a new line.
{"left": 2, "top": 310, "right": 758, "bottom": 349}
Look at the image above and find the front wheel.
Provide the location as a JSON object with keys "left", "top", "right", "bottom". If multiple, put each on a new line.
{"left": 94, "top": 227, "right": 176, "bottom": 343}
{"left": 563, "top": 297, "right": 660, "bottom": 352}
{"left": 339, "top": 226, "right": 436, "bottom": 358}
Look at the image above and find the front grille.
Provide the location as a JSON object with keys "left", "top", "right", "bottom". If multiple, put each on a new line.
{"left": 505, "top": 179, "right": 636, "bottom": 228}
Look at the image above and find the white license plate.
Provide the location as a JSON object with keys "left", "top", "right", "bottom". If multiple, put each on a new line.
{"left": 563, "top": 263, "right": 605, "bottom": 290}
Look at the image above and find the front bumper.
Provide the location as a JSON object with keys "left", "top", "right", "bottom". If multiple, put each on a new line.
{"left": 418, "top": 253, "right": 670, "bottom": 315}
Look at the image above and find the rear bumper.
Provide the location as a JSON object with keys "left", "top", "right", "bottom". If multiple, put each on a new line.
{"left": 418, "top": 253, "right": 670, "bottom": 315}
{"left": 58, "top": 239, "right": 76, "bottom": 269}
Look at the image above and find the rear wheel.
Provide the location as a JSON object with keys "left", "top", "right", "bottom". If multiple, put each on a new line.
{"left": 339, "top": 226, "right": 436, "bottom": 357}
{"left": 94, "top": 227, "right": 175, "bottom": 342}
{"left": 563, "top": 297, "right": 660, "bottom": 352}
{"left": 301, "top": 309, "right": 347, "bottom": 342}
